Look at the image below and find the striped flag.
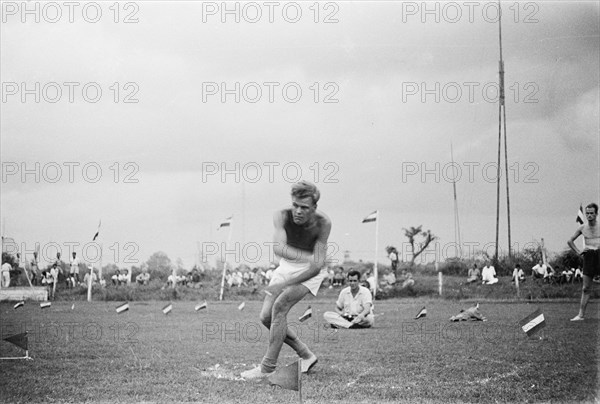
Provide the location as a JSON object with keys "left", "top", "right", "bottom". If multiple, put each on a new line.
{"left": 40, "top": 302, "right": 51, "bottom": 309}
{"left": 576, "top": 205, "right": 585, "bottom": 225}
{"left": 268, "top": 360, "right": 301, "bottom": 392}
{"left": 238, "top": 301, "right": 245, "bottom": 311}
{"left": 3, "top": 332, "right": 28, "bottom": 351}
{"left": 299, "top": 306, "right": 312, "bottom": 322}
{"left": 93, "top": 220, "right": 101, "bottom": 241}
{"left": 415, "top": 306, "right": 427, "bottom": 319}
{"left": 218, "top": 216, "right": 232, "bottom": 230}
{"left": 362, "top": 211, "right": 378, "bottom": 223}
{"left": 195, "top": 301, "right": 208, "bottom": 311}
{"left": 162, "top": 303, "right": 173, "bottom": 315}
{"left": 116, "top": 302, "right": 129, "bottom": 314}
{"left": 14, "top": 301, "right": 24, "bottom": 309}
{"left": 519, "top": 309, "right": 546, "bottom": 337}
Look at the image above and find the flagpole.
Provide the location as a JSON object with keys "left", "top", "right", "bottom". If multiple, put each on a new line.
{"left": 373, "top": 210, "right": 379, "bottom": 298}
{"left": 540, "top": 238, "right": 547, "bottom": 265}
{"left": 219, "top": 217, "right": 233, "bottom": 301}
{"left": 87, "top": 261, "right": 93, "bottom": 301}
{"left": 450, "top": 142, "right": 462, "bottom": 258}
{"left": 580, "top": 203, "right": 586, "bottom": 251}
{"left": 172, "top": 256, "right": 177, "bottom": 289}
{"left": 88, "top": 244, "right": 102, "bottom": 301}
{"left": 52, "top": 257, "right": 58, "bottom": 300}
{"left": 242, "top": 182, "right": 246, "bottom": 246}
{"left": 88, "top": 227, "right": 99, "bottom": 302}
{"left": 210, "top": 223, "right": 214, "bottom": 269}
{"left": 99, "top": 243, "right": 103, "bottom": 284}
{"left": 22, "top": 253, "right": 35, "bottom": 291}
{"left": 87, "top": 265, "right": 93, "bottom": 302}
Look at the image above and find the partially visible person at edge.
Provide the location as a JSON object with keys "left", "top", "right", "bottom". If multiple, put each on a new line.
{"left": 568, "top": 203, "right": 600, "bottom": 321}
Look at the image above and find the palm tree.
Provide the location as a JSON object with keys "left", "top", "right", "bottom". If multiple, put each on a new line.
{"left": 403, "top": 226, "right": 436, "bottom": 267}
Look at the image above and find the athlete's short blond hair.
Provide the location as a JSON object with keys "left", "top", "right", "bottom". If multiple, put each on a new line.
{"left": 291, "top": 181, "right": 320, "bottom": 205}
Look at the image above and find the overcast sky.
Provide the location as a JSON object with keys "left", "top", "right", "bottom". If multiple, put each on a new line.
{"left": 1, "top": 1, "right": 598, "bottom": 269}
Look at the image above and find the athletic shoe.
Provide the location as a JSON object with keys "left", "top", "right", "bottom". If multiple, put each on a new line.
{"left": 240, "top": 366, "right": 273, "bottom": 380}
{"left": 301, "top": 355, "right": 318, "bottom": 374}
{"left": 570, "top": 315, "right": 584, "bottom": 322}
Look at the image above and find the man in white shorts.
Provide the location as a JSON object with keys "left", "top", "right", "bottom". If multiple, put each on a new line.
{"left": 70, "top": 252, "right": 80, "bottom": 287}
{"left": 568, "top": 202, "right": 600, "bottom": 321}
{"left": 241, "top": 181, "right": 331, "bottom": 380}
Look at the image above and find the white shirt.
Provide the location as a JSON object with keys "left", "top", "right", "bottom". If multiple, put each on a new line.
{"left": 50, "top": 267, "right": 59, "bottom": 282}
{"left": 512, "top": 268, "right": 524, "bottom": 279}
{"left": 336, "top": 286, "right": 373, "bottom": 317}
{"left": 84, "top": 272, "right": 97, "bottom": 284}
{"left": 481, "top": 265, "right": 496, "bottom": 282}
{"left": 532, "top": 264, "right": 547, "bottom": 276}
{"left": 70, "top": 257, "right": 80, "bottom": 274}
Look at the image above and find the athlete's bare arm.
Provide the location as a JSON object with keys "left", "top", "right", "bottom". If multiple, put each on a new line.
{"left": 567, "top": 228, "right": 583, "bottom": 255}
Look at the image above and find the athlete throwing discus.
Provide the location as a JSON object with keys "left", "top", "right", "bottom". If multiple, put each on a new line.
{"left": 241, "top": 181, "right": 331, "bottom": 379}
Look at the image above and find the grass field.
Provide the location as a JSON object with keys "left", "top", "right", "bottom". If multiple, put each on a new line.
{"left": 0, "top": 299, "right": 598, "bottom": 403}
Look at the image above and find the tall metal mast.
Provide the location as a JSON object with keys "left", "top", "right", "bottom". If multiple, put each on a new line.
{"left": 495, "top": 0, "right": 512, "bottom": 261}
{"left": 451, "top": 142, "right": 462, "bottom": 258}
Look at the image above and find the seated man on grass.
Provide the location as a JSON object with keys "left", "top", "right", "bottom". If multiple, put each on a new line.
{"left": 481, "top": 262, "right": 498, "bottom": 285}
{"left": 573, "top": 266, "right": 583, "bottom": 282}
{"left": 512, "top": 264, "right": 525, "bottom": 283}
{"left": 467, "top": 264, "right": 480, "bottom": 283}
{"left": 323, "top": 270, "right": 374, "bottom": 329}
{"left": 397, "top": 270, "right": 415, "bottom": 289}
{"left": 559, "top": 267, "right": 574, "bottom": 284}
{"left": 136, "top": 270, "right": 150, "bottom": 285}
{"left": 382, "top": 269, "right": 396, "bottom": 286}
{"left": 544, "top": 263, "right": 558, "bottom": 283}
{"left": 111, "top": 269, "right": 121, "bottom": 286}
{"left": 531, "top": 260, "right": 547, "bottom": 279}
{"left": 82, "top": 266, "right": 98, "bottom": 287}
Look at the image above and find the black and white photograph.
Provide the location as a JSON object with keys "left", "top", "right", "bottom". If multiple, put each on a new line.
{"left": 1, "top": 1, "right": 598, "bottom": 402}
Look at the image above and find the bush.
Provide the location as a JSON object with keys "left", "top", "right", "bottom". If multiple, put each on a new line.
{"left": 439, "top": 258, "right": 468, "bottom": 276}
{"left": 377, "top": 281, "right": 434, "bottom": 299}
{"left": 550, "top": 249, "right": 583, "bottom": 271}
